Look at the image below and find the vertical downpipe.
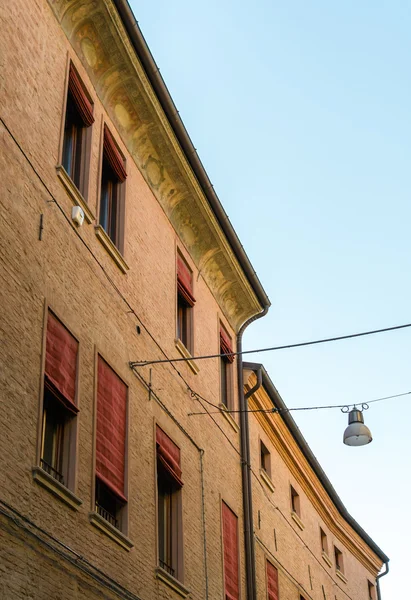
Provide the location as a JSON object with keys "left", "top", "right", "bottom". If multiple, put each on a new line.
{"left": 376, "top": 561, "right": 389, "bottom": 600}
{"left": 237, "top": 306, "right": 268, "bottom": 600}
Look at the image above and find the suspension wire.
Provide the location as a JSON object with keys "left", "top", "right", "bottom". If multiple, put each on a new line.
{"left": 130, "top": 322, "right": 411, "bottom": 367}
{"left": 187, "top": 391, "right": 411, "bottom": 417}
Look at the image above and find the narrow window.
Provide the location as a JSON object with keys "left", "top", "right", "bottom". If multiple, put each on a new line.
{"left": 176, "top": 254, "right": 195, "bottom": 351}
{"left": 334, "top": 546, "right": 344, "bottom": 574}
{"left": 62, "top": 62, "right": 94, "bottom": 194}
{"left": 290, "top": 485, "right": 300, "bottom": 517}
{"left": 95, "top": 356, "right": 128, "bottom": 532}
{"left": 267, "top": 560, "right": 279, "bottom": 600}
{"left": 220, "top": 324, "right": 234, "bottom": 408}
{"left": 99, "top": 126, "right": 127, "bottom": 249}
{"left": 156, "top": 426, "right": 183, "bottom": 580}
{"left": 368, "top": 581, "right": 376, "bottom": 600}
{"left": 290, "top": 486, "right": 299, "bottom": 515}
{"left": 260, "top": 440, "right": 271, "bottom": 477}
{"left": 320, "top": 528, "right": 328, "bottom": 555}
{"left": 41, "top": 311, "right": 79, "bottom": 488}
{"left": 222, "top": 501, "right": 239, "bottom": 600}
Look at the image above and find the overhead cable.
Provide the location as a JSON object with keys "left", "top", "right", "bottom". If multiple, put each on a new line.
{"left": 130, "top": 322, "right": 411, "bottom": 367}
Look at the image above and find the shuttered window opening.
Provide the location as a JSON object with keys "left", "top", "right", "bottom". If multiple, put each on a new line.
{"left": 156, "top": 426, "right": 183, "bottom": 579}
{"left": 68, "top": 62, "right": 94, "bottom": 127}
{"left": 41, "top": 311, "right": 79, "bottom": 487}
{"left": 220, "top": 324, "right": 234, "bottom": 408}
{"left": 103, "top": 126, "right": 127, "bottom": 183}
{"left": 176, "top": 253, "right": 194, "bottom": 352}
{"left": 267, "top": 560, "right": 279, "bottom": 600}
{"left": 220, "top": 325, "right": 235, "bottom": 363}
{"left": 45, "top": 311, "right": 79, "bottom": 413}
{"left": 62, "top": 62, "right": 94, "bottom": 192}
{"left": 222, "top": 501, "right": 239, "bottom": 600}
{"left": 96, "top": 356, "right": 127, "bottom": 502}
{"left": 177, "top": 254, "right": 195, "bottom": 306}
{"left": 99, "top": 126, "right": 127, "bottom": 249}
{"left": 156, "top": 426, "right": 183, "bottom": 487}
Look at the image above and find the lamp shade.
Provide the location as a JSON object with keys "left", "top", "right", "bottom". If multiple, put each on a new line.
{"left": 343, "top": 409, "right": 372, "bottom": 446}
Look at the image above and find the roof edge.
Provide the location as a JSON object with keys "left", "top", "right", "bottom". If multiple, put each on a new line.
{"left": 244, "top": 361, "right": 389, "bottom": 565}
{"left": 112, "top": 0, "right": 270, "bottom": 312}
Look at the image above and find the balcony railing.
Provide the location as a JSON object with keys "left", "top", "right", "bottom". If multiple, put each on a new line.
{"left": 40, "top": 459, "right": 65, "bottom": 485}
{"left": 159, "top": 559, "right": 175, "bottom": 577}
{"left": 95, "top": 502, "right": 119, "bottom": 530}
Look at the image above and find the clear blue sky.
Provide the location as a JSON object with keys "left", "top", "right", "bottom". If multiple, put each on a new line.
{"left": 131, "top": 1, "right": 410, "bottom": 597}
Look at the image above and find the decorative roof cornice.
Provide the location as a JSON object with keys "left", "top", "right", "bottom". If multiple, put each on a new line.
{"left": 48, "top": 0, "right": 269, "bottom": 331}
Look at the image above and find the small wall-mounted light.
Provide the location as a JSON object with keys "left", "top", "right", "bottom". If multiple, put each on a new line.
{"left": 72, "top": 205, "right": 85, "bottom": 227}
{"left": 343, "top": 408, "right": 372, "bottom": 446}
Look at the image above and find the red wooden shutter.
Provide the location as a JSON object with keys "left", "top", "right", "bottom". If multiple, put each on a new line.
{"left": 220, "top": 325, "right": 235, "bottom": 363}
{"left": 45, "top": 311, "right": 78, "bottom": 413}
{"left": 156, "top": 426, "right": 183, "bottom": 486}
{"left": 96, "top": 356, "right": 127, "bottom": 501}
{"left": 267, "top": 561, "right": 279, "bottom": 600}
{"left": 177, "top": 254, "right": 195, "bottom": 306}
{"left": 103, "top": 126, "right": 127, "bottom": 182}
{"left": 68, "top": 62, "right": 94, "bottom": 127}
{"left": 222, "top": 501, "right": 239, "bottom": 600}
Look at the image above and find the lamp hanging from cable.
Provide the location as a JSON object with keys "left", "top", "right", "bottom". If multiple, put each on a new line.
{"left": 343, "top": 405, "right": 373, "bottom": 446}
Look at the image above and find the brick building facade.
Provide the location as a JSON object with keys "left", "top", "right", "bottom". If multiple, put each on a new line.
{"left": 0, "top": 1, "right": 388, "bottom": 599}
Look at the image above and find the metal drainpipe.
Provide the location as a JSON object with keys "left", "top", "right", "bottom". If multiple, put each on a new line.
{"left": 376, "top": 560, "right": 389, "bottom": 600}
{"left": 237, "top": 307, "right": 268, "bottom": 600}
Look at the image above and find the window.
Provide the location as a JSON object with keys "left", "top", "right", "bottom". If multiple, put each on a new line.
{"left": 320, "top": 528, "right": 329, "bottom": 555}
{"left": 41, "top": 311, "right": 79, "bottom": 488}
{"left": 267, "top": 560, "right": 279, "bottom": 600}
{"left": 62, "top": 62, "right": 94, "bottom": 194}
{"left": 220, "top": 324, "right": 234, "bottom": 408}
{"left": 222, "top": 501, "right": 239, "bottom": 600}
{"left": 156, "top": 426, "right": 183, "bottom": 579}
{"left": 99, "top": 126, "right": 127, "bottom": 249}
{"left": 260, "top": 440, "right": 271, "bottom": 477}
{"left": 334, "top": 546, "right": 344, "bottom": 574}
{"left": 290, "top": 486, "right": 300, "bottom": 517}
{"left": 368, "top": 581, "right": 376, "bottom": 600}
{"left": 176, "top": 254, "right": 195, "bottom": 352}
{"left": 95, "top": 356, "right": 128, "bottom": 532}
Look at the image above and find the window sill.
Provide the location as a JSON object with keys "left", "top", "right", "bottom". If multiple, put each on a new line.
{"left": 174, "top": 338, "right": 199, "bottom": 374}
{"left": 56, "top": 165, "right": 95, "bottom": 224}
{"left": 291, "top": 511, "right": 305, "bottom": 531}
{"left": 95, "top": 225, "right": 129, "bottom": 274}
{"left": 218, "top": 403, "right": 240, "bottom": 432}
{"left": 260, "top": 468, "right": 275, "bottom": 493}
{"left": 336, "top": 569, "right": 348, "bottom": 584}
{"left": 155, "top": 567, "right": 190, "bottom": 598}
{"left": 88, "top": 511, "right": 134, "bottom": 551}
{"left": 32, "top": 466, "right": 82, "bottom": 511}
{"left": 321, "top": 551, "right": 332, "bottom": 568}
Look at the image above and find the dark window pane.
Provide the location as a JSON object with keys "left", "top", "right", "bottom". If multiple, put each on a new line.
{"left": 220, "top": 358, "right": 228, "bottom": 407}
{"left": 41, "top": 387, "right": 69, "bottom": 485}
{"left": 62, "top": 93, "right": 83, "bottom": 189}
{"left": 100, "top": 160, "right": 120, "bottom": 247}
{"left": 177, "top": 293, "right": 190, "bottom": 349}
{"left": 157, "top": 460, "right": 178, "bottom": 577}
{"left": 95, "top": 478, "right": 124, "bottom": 530}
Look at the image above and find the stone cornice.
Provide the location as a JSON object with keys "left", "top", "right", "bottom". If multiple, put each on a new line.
{"left": 247, "top": 377, "right": 383, "bottom": 576}
{"left": 48, "top": 0, "right": 262, "bottom": 331}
